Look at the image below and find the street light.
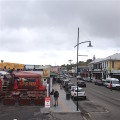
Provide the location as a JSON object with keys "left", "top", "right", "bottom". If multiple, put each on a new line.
{"left": 74, "top": 27, "right": 93, "bottom": 111}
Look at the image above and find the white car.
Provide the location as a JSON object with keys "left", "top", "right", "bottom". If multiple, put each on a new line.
{"left": 69, "top": 85, "right": 77, "bottom": 93}
{"left": 71, "top": 87, "right": 86, "bottom": 100}
{"left": 104, "top": 78, "right": 120, "bottom": 89}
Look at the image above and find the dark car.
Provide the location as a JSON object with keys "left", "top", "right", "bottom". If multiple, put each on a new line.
{"left": 94, "top": 80, "right": 104, "bottom": 86}
{"left": 78, "top": 81, "right": 86, "bottom": 87}
{"left": 65, "top": 82, "right": 74, "bottom": 91}
{"left": 67, "top": 83, "right": 75, "bottom": 93}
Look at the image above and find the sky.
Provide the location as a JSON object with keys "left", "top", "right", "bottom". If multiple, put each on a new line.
{"left": 0, "top": 0, "right": 120, "bottom": 66}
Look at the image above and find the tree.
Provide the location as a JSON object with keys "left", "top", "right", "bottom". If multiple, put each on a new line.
{"left": 86, "top": 59, "right": 92, "bottom": 64}
{"left": 60, "top": 59, "right": 93, "bottom": 71}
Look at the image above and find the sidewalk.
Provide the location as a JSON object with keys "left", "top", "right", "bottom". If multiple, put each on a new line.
{"left": 50, "top": 83, "right": 80, "bottom": 113}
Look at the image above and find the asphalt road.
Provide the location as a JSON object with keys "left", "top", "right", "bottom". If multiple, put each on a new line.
{"left": 71, "top": 78, "right": 120, "bottom": 120}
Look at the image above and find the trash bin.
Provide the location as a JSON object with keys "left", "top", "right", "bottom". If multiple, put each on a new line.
{"left": 66, "top": 93, "right": 70, "bottom": 100}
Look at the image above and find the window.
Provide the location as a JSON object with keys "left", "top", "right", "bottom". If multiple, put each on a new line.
{"left": 106, "top": 80, "right": 110, "bottom": 83}
{"left": 112, "top": 81, "right": 119, "bottom": 84}
{"left": 102, "top": 62, "right": 104, "bottom": 68}
{"left": 75, "top": 89, "right": 84, "bottom": 92}
{"left": 107, "top": 61, "right": 108, "bottom": 67}
{"left": 112, "top": 61, "right": 114, "bottom": 68}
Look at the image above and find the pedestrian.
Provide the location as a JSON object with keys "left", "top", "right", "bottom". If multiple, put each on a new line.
{"left": 54, "top": 90, "right": 59, "bottom": 106}
{"left": 110, "top": 82, "right": 112, "bottom": 91}
{"left": 60, "top": 84, "right": 62, "bottom": 89}
{"left": 53, "top": 76, "right": 56, "bottom": 84}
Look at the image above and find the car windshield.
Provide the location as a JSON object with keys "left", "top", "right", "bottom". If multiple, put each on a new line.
{"left": 75, "top": 89, "right": 84, "bottom": 92}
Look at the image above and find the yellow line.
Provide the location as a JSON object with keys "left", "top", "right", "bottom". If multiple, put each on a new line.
{"left": 87, "top": 113, "right": 91, "bottom": 117}
{"left": 59, "top": 96, "right": 69, "bottom": 112}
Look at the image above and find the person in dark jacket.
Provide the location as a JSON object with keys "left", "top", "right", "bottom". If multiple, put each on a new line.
{"left": 54, "top": 90, "right": 59, "bottom": 106}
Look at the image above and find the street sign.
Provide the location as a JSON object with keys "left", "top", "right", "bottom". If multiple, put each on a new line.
{"left": 45, "top": 97, "right": 50, "bottom": 108}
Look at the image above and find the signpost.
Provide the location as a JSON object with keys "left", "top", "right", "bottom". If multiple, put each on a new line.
{"left": 45, "top": 97, "right": 50, "bottom": 108}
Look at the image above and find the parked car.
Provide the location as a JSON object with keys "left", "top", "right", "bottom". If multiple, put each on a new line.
{"left": 83, "top": 77, "right": 92, "bottom": 82}
{"left": 71, "top": 87, "right": 86, "bottom": 100}
{"left": 67, "top": 82, "right": 75, "bottom": 91}
{"left": 76, "top": 75, "right": 83, "bottom": 80}
{"left": 94, "top": 80, "right": 104, "bottom": 86}
{"left": 65, "top": 82, "right": 74, "bottom": 91}
{"left": 77, "top": 81, "right": 86, "bottom": 87}
{"left": 101, "top": 79, "right": 106, "bottom": 85}
{"left": 69, "top": 75, "right": 73, "bottom": 78}
{"left": 68, "top": 85, "right": 77, "bottom": 93}
{"left": 57, "top": 76, "right": 63, "bottom": 83}
{"left": 104, "top": 78, "right": 120, "bottom": 90}
{"left": 62, "top": 79, "right": 70, "bottom": 88}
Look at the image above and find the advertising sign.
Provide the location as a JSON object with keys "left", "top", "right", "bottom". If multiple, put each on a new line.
{"left": 43, "top": 67, "right": 50, "bottom": 77}
{"left": 50, "top": 67, "right": 58, "bottom": 73}
{"left": 45, "top": 97, "right": 50, "bottom": 108}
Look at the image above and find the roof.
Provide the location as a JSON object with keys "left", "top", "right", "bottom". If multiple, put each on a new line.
{"left": 13, "top": 71, "right": 41, "bottom": 78}
{"left": 89, "top": 53, "right": 120, "bottom": 64}
{"left": 104, "top": 53, "right": 120, "bottom": 61}
{"left": 89, "top": 58, "right": 104, "bottom": 64}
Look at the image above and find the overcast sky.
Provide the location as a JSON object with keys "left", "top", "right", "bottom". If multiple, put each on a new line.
{"left": 0, "top": 0, "right": 120, "bottom": 66}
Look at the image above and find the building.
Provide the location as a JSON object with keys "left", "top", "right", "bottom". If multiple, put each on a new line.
{"left": 0, "top": 62, "right": 24, "bottom": 70}
{"left": 78, "top": 66, "right": 88, "bottom": 78}
{"left": 88, "top": 53, "right": 120, "bottom": 80}
{"left": 70, "top": 66, "right": 88, "bottom": 77}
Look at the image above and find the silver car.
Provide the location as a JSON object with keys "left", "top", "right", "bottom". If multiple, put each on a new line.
{"left": 71, "top": 87, "right": 86, "bottom": 100}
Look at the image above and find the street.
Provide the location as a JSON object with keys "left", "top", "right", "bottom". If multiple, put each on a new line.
{"left": 71, "top": 78, "right": 120, "bottom": 120}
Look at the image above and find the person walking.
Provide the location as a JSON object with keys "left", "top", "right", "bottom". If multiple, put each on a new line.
{"left": 110, "top": 82, "right": 112, "bottom": 91}
{"left": 54, "top": 90, "right": 59, "bottom": 106}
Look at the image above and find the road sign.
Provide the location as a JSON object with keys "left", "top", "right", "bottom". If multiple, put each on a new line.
{"left": 45, "top": 97, "right": 50, "bottom": 108}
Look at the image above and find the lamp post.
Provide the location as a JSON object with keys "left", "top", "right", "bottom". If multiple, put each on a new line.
{"left": 74, "top": 27, "right": 93, "bottom": 111}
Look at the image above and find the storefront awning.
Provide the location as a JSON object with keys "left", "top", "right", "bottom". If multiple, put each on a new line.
{"left": 13, "top": 71, "right": 41, "bottom": 78}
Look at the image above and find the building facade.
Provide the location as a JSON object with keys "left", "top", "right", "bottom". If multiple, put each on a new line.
{"left": 88, "top": 53, "right": 120, "bottom": 80}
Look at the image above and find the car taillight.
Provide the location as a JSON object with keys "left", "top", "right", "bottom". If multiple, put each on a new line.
{"left": 74, "top": 93, "right": 76, "bottom": 96}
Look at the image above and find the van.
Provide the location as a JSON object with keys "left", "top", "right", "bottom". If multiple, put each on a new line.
{"left": 104, "top": 78, "right": 120, "bottom": 90}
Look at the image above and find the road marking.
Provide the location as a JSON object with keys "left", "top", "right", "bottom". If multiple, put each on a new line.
{"left": 90, "top": 109, "right": 109, "bottom": 113}
{"left": 87, "top": 112, "right": 91, "bottom": 117}
{"left": 114, "top": 98, "right": 120, "bottom": 101}
{"left": 83, "top": 116, "right": 88, "bottom": 120}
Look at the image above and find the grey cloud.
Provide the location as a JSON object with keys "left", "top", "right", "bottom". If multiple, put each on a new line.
{"left": 1, "top": 1, "right": 119, "bottom": 36}
{"left": 0, "top": 0, "right": 120, "bottom": 53}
